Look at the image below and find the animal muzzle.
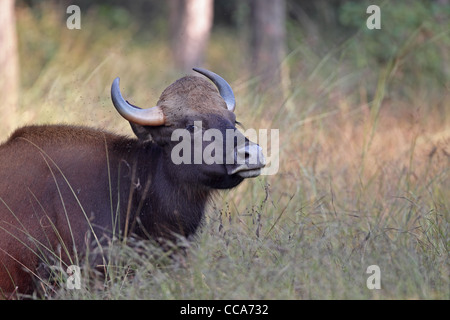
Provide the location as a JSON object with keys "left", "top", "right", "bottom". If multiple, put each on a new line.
{"left": 226, "top": 141, "right": 266, "bottom": 178}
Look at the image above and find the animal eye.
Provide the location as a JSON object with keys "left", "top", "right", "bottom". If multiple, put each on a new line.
{"left": 186, "top": 124, "right": 198, "bottom": 132}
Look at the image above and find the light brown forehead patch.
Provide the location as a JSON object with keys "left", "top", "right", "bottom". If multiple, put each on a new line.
{"left": 157, "top": 76, "right": 232, "bottom": 125}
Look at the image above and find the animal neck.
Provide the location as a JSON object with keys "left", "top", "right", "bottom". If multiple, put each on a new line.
{"left": 129, "top": 142, "right": 212, "bottom": 241}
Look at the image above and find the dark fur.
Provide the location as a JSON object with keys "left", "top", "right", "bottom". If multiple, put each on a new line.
{"left": 0, "top": 75, "right": 253, "bottom": 297}
{"left": 0, "top": 125, "right": 207, "bottom": 295}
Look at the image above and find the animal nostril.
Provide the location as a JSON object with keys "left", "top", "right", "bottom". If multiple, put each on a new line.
{"left": 233, "top": 148, "right": 248, "bottom": 164}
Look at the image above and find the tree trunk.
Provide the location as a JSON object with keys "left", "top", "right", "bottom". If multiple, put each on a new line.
{"left": 0, "top": 0, "right": 19, "bottom": 136}
{"left": 169, "top": 0, "right": 214, "bottom": 72}
{"left": 250, "top": 0, "right": 286, "bottom": 90}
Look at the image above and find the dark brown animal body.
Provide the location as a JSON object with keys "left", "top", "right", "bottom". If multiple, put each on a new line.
{"left": 0, "top": 69, "right": 265, "bottom": 297}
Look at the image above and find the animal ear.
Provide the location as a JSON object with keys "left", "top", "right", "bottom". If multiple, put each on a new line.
{"left": 130, "top": 123, "right": 153, "bottom": 142}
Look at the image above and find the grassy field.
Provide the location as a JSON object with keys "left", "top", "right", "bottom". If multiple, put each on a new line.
{"left": 3, "top": 3, "right": 449, "bottom": 299}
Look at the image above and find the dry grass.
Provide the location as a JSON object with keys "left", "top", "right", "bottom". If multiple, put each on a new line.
{"left": 1, "top": 3, "right": 448, "bottom": 299}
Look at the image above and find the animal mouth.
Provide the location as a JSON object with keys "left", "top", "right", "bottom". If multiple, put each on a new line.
{"left": 235, "top": 168, "right": 262, "bottom": 178}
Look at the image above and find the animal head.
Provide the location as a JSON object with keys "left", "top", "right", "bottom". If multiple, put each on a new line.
{"left": 111, "top": 68, "right": 266, "bottom": 189}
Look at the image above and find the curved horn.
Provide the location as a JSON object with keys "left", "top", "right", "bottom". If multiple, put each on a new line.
{"left": 193, "top": 68, "right": 236, "bottom": 112}
{"left": 111, "top": 77, "right": 165, "bottom": 126}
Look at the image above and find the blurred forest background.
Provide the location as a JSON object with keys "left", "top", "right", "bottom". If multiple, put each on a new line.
{"left": 0, "top": 0, "right": 449, "bottom": 299}
{"left": 1, "top": 0, "right": 448, "bottom": 134}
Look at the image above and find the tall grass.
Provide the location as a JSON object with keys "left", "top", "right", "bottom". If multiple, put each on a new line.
{"left": 3, "top": 3, "right": 449, "bottom": 299}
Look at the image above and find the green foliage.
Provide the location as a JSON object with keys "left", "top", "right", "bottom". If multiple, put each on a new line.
{"left": 338, "top": 0, "right": 450, "bottom": 95}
